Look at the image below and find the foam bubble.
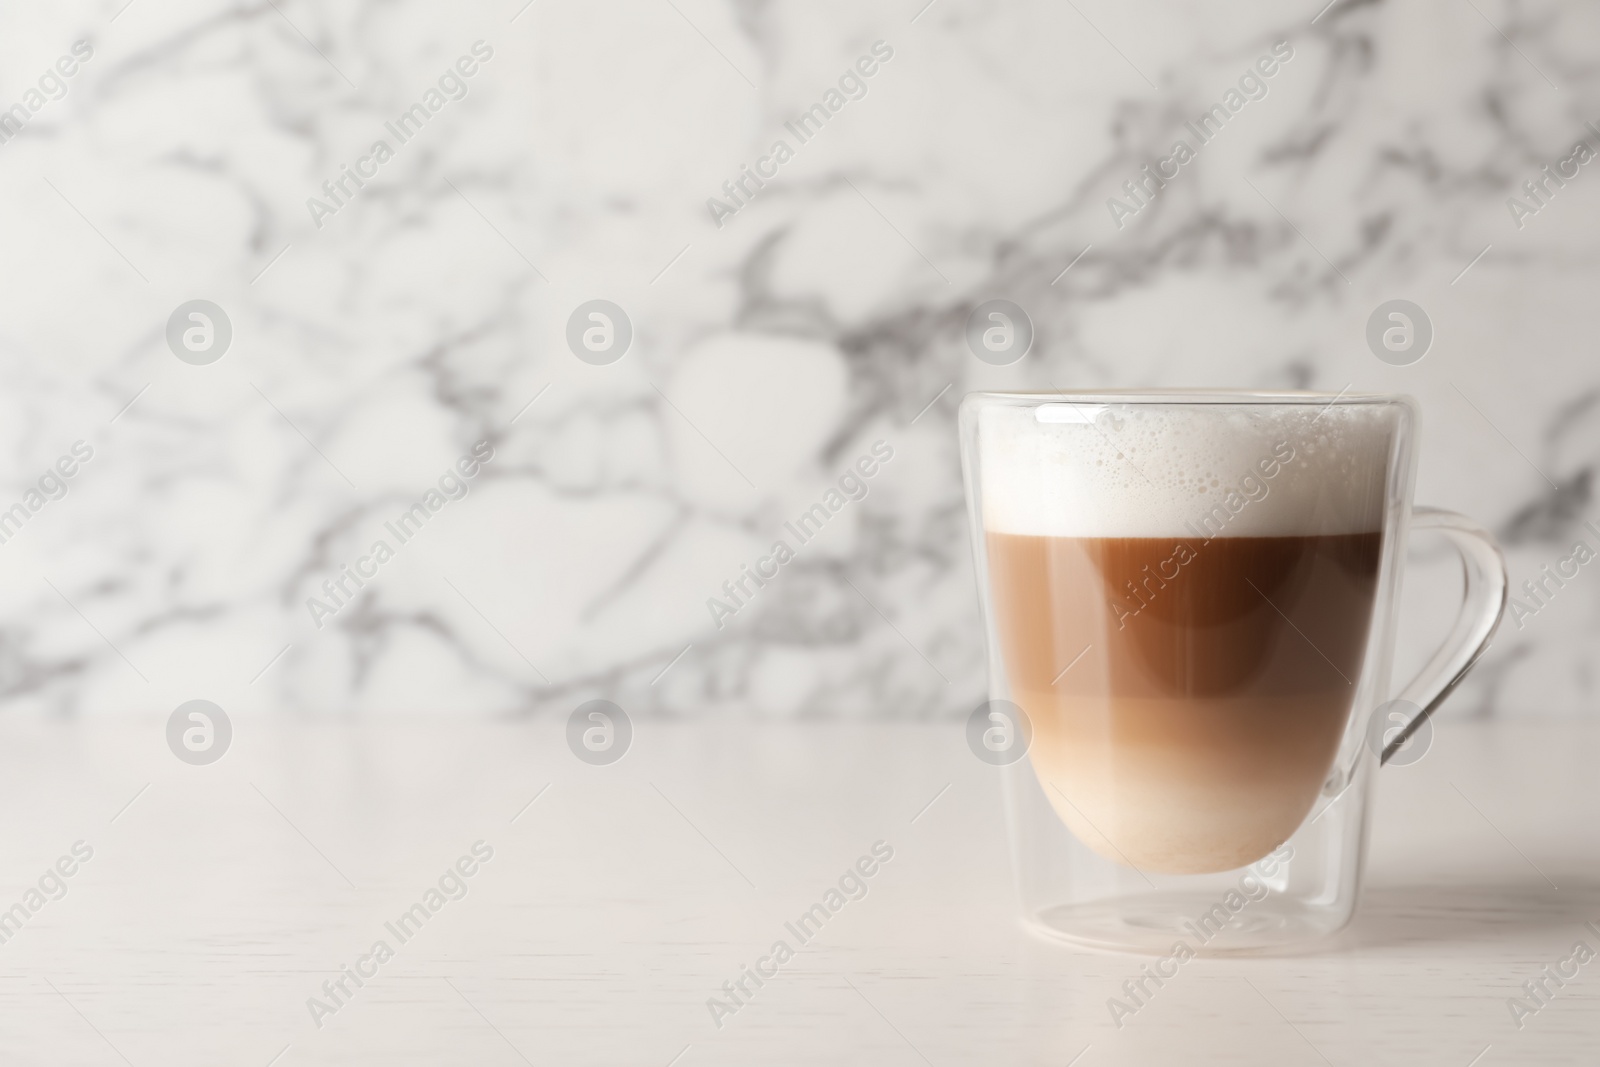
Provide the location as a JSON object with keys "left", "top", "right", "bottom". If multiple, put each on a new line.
{"left": 977, "top": 401, "right": 1399, "bottom": 538}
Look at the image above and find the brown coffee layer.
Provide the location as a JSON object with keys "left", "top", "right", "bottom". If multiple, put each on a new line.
{"left": 986, "top": 531, "right": 1382, "bottom": 874}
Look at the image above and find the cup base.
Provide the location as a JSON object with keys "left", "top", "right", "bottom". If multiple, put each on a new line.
{"left": 1026, "top": 895, "right": 1349, "bottom": 957}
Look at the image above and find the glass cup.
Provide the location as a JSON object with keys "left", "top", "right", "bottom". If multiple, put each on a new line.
{"left": 958, "top": 391, "right": 1507, "bottom": 954}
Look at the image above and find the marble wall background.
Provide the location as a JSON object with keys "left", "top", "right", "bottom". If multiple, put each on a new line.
{"left": 0, "top": 0, "right": 1596, "bottom": 717}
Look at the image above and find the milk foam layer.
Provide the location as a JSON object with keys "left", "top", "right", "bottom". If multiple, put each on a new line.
{"left": 978, "top": 401, "right": 1399, "bottom": 538}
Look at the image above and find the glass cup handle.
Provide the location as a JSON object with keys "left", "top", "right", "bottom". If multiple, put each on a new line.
{"left": 1379, "top": 506, "right": 1509, "bottom": 765}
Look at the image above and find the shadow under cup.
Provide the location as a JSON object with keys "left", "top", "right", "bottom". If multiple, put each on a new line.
{"left": 961, "top": 392, "right": 1435, "bottom": 954}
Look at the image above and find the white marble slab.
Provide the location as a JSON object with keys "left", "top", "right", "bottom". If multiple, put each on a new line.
{"left": 0, "top": 0, "right": 1595, "bottom": 717}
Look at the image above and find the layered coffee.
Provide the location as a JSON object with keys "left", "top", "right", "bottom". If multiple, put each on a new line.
{"left": 978, "top": 402, "right": 1395, "bottom": 874}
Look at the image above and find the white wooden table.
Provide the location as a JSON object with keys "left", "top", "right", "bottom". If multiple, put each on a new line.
{"left": 0, "top": 716, "right": 1594, "bottom": 1065}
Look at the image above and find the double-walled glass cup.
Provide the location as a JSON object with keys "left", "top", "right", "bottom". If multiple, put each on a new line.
{"left": 958, "top": 391, "right": 1506, "bottom": 954}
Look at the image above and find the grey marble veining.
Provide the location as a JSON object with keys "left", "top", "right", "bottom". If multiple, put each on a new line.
{"left": 0, "top": 0, "right": 1596, "bottom": 716}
